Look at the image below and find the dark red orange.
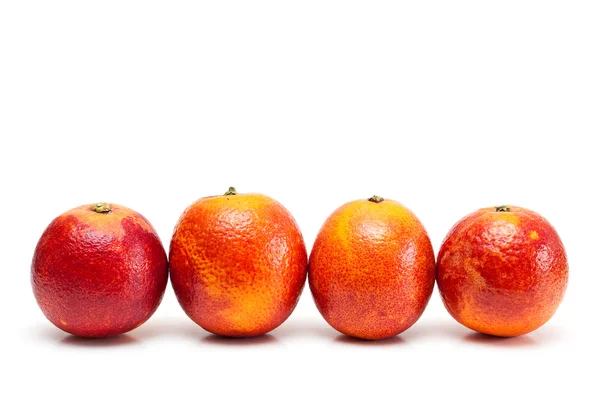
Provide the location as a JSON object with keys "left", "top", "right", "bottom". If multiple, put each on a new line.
{"left": 31, "top": 203, "right": 168, "bottom": 337}
{"left": 437, "top": 205, "right": 568, "bottom": 336}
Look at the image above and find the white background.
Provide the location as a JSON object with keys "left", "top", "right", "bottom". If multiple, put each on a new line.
{"left": 1, "top": 1, "right": 598, "bottom": 399}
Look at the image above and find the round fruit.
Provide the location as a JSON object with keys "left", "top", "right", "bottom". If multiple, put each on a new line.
{"left": 31, "top": 203, "right": 168, "bottom": 338}
{"left": 308, "top": 196, "right": 435, "bottom": 340}
{"left": 437, "top": 205, "right": 568, "bottom": 337}
{"left": 169, "top": 187, "right": 307, "bottom": 337}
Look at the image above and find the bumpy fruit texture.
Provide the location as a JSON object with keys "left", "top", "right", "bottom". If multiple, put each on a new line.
{"left": 437, "top": 206, "right": 568, "bottom": 337}
{"left": 309, "top": 198, "right": 435, "bottom": 340}
{"left": 169, "top": 191, "right": 307, "bottom": 337}
{"left": 31, "top": 204, "right": 168, "bottom": 338}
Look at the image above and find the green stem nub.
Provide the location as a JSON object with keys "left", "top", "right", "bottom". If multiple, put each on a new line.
{"left": 91, "top": 203, "right": 112, "bottom": 213}
{"left": 368, "top": 195, "right": 384, "bottom": 203}
{"left": 495, "top": 205, "right": 511, "bottom": 212}
{"left": 224, "top": 187, "right": 237, "bottom": 196}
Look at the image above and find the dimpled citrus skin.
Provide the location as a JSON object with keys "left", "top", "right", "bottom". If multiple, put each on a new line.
{"left": 437, "top": 206, "right": 568, "bottom": 337}
{"left": 169, "top": 192, "right": 307, "bottom": 337}
{"left": 31, "top": 204, "right": 168, "bottom": 338}
{"left": 308, "top": 198, "right": 435, "bottom": 340}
